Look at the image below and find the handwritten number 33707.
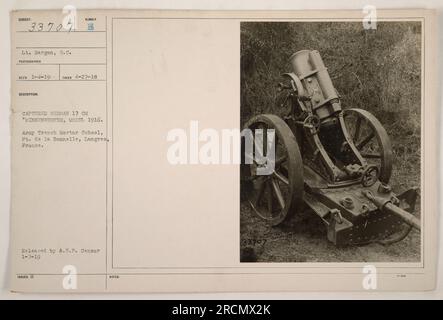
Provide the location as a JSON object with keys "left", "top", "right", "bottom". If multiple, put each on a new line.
{"left": 28, "top": 22, "right": 73, "bottom": 32}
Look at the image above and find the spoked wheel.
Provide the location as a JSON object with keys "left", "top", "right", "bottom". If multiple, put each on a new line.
{"left": 242, "top": 114, "right": 304, "bottom": 226}
{"left": 343, "top": 108, "right": 393, "bottom": 183}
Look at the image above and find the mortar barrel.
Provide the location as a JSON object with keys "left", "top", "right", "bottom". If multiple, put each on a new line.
{"left": 289, "top": 50, "right": 312, "bottom": 77}
{"left": 308, "top": 50, "right": 339, "bottom": 102}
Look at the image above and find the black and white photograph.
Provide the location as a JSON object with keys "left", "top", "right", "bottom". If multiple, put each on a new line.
{"left": 240, "top": 21, "right": 422, "bottom": 263}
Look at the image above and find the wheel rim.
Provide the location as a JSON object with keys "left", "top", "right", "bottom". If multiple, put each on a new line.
{"left": 242, "top": 114, "right": 304, "bottom": 226}
{"left": 343, "top": 108, "right": 393, "bottom": 183}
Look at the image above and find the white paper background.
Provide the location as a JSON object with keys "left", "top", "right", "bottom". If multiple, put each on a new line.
{"left": 0, "top": 0, "right": 442, "bottom": 299}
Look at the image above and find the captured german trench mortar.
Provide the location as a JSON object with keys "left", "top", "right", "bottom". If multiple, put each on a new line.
{"left": 241, "top": 50, "right": 420, "bottom": 246}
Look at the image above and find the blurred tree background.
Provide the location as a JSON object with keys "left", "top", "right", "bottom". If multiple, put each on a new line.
{"left": 240, "top": 22, "right": 421, "bottom": 188}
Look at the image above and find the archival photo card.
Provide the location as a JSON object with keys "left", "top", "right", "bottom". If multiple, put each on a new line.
{"left": 9, "top": 9, "right": 438, "bottom": 293}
